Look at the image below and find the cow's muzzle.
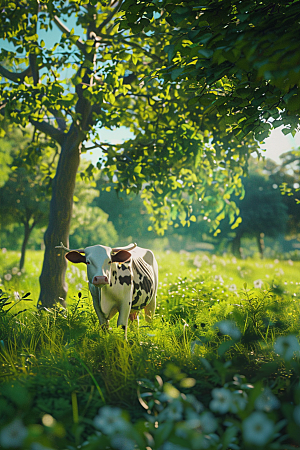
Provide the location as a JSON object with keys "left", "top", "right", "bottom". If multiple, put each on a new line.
{"left": 92, "top": 275, "right": 109, "bottom": 286}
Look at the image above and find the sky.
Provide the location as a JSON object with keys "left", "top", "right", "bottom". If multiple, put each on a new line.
{"left": 259, "top": 127, "right": 300, "bottom": 162}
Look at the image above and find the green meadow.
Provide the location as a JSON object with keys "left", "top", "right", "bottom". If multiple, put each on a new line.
{"left": 1, "top": 249, "right": 300, "bottom": 449}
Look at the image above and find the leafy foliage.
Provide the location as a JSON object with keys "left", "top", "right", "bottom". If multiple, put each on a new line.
{"left": 120, "top": 0, "right": 300, "bottom": 141}
{"left": 0, "top": 160, "right": 51, "bottom": 268}
{"left": 0, "top": 0, "right": 259, "bottom": 236}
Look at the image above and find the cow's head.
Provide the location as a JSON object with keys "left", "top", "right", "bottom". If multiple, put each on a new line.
{"left": 64, "top": 243, "right": 136, "bottom": 287}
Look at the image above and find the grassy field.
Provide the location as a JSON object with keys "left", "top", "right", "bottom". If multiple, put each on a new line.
{"left": 1, "top": 249, "right": 300, "bottom": 449}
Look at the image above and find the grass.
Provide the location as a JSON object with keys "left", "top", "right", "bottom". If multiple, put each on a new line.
{"left": 1, "top": 249, "right": 300, "bottom": 449}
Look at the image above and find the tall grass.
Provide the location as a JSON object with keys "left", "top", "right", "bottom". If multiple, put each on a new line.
{"left": 1, "top": 249, "right": 300, "bottom": 448}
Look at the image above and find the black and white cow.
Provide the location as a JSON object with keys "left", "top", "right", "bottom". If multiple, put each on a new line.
{"left": 58, "top": 242, "right": 158, "bottom": 339}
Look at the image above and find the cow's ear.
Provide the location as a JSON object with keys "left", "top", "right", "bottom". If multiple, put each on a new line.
{"left": 111, "top": 250, "right": 131, "bottom": 263}
{"left": 65, "top": 251, "right": 86, "bottom": 264}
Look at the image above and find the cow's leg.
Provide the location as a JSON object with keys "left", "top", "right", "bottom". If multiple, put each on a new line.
{"left": 144, "top": 294, "right": 156, "bottom": 322}
{"left": 89, "top": 283, "right": 107, "bottom": 327}
{"left": 117, "top": 298, "right": 132, "bottom": 340}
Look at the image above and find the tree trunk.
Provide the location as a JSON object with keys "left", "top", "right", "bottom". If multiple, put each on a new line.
{"left": 232, "top": 233, "right": 243, "bottom": 258}
{"left": 19, "top": 222, "right": 31, "bottom": 270}
{"left": 257, "top": 232, "right": 265, "bottom": 259}
{"left": 38, "top": 127, "right": 83, "bottom": 307}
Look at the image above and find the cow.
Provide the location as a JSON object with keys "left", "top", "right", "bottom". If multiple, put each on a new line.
{"left": 56, "top": 242, "right": 158, "bottom": 339}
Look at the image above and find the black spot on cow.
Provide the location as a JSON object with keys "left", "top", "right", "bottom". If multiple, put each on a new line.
{"left": 140, "top": 276, "right": 152, "bottom": 294}
{"left": 132, "top": 290, "right": 142, "bottom": 306}
{"left": 121, "top": 264, "right": 128, "bottom": 271}
{"left": 136, "top": 270, "right": 143, "bottom": 280}
{"left": 119, "top": 275, "right": 131, "bottom": 286}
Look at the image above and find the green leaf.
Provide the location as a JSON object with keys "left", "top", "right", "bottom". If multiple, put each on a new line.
{"left": 164, "top": 44, "right": 175, "bottom": 63}
{"left": 171, "top": 67, "right": 184, "bottom": 80}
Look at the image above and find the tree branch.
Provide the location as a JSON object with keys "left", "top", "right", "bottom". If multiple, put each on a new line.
{"left": 29, "top": 117, "right": 65, "bottom": 146}
{"left": 29, "top": 54, "right": 39, "bottom": 86}
{"left": 97, "top": 0, "right": 123, "bottom": 33}
{"left": 53, "top": 15, "right": 86, "bottom": 52}
{"left": 48, "top": 108, "right": 67, "bottom": 131}
{"left": 120, "top": 38, "right": 164, "bottom": 63}
{"left": 0, "top": 65, "right": 31, "bottom": 83}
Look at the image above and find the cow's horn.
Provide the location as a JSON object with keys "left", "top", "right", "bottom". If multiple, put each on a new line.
{"left": 111, "top": 243, "right": 137, "bottom": 255}
{"left": 55, "top": 242, "right": 85, "bottom": 253}
{"left": 127, "top": 243, "right": 137, "bottom": 251}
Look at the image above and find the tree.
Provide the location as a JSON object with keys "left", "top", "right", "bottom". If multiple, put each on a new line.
{"left": 271, "top": 150, "right": 300, "bottom": 238}
{"left": 0, "top": 165, "right": 50, "bottom": 269}
{"left": 0, "top": 0, "right": 258, "bottom": 306}
{"left": 121, "top": 0, "right": 300, "bottom": 141}
{"left": 218, "top": 159, "right": 289, "bottom": 258}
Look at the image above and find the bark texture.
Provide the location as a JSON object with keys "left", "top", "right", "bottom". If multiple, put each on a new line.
{"left": 19, "top": 221, "right": 35, "bottom": 270}
{"left": 38, "top": 127, "right": 82, "bottom": 307}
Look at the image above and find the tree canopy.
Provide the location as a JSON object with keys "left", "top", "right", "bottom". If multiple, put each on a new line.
{"left": 0, "top": 0, "right": 287, "bottom": 305}
{"left": 120, "top": 0, "right": 300, "bottom": 142}
{"left": 0, "top": 163, "right": 50, "bottom": 269}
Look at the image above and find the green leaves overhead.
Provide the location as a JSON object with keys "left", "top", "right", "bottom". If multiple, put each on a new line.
{"left": 0, "top": 0, "right": 264, "bottom": 235}
{"left": 120, "top": 0, "right": 300, "bottom": 141}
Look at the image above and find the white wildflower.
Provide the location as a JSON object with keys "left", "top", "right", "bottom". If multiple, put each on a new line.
{"left": 2, "top": 248, "right": 7, "bottom": 253}
{"left": 185, "top": 410, "right": 201, "bottom": 429}
{"left": 81, "top": 270, "right": 88, "bottom": 281}
{"left": 274, "top": 335, "right": 300, "bottom": 360}
{"left": 228, "top": 284, "right": 237, "bottom": 292}
{"left": 210, "top": 388, "right": 232, "bottom": 414}
{"left": 217, "top": 320, "right": 241, "bottom": 340}
{"left": 11, "top": 267, "right": 18, "bottom": 275}
{"left": 4, "top": 274, "right": 12, "bottom": 281}
{"left": 199, "top": 411, "right": 217, "bottom": 433}
{"left": 253, "top": 279, "right": 264, "bottom": 289}
{"left": 93, "top": 406, "right": 128, "bottom": 434}
{"left": 193, "top": 255, "right": 202, "bottom": 268}
{"left": 230, "top": 391, "right": 247, "bottom": 413}
{"left": 111, "top": 435, "right": 135, "bottom": 450}
{"left": 73, "top": 266, "right": 80, "bottom": 276}
{"left": 255, "top": 388, "right": 280, "bottom": 412}
{"left": 243, "top": 411, "right": 274, "bottom": 446}
{"left": 214, "top": 275, "right": 224, "bottom": 284}
{"left": 13, "top": 291, "right": 20, "bottom": 301}
{"left": 185, "top": 395, "right": 203, "bottom": 413}
{"left": 159, "top": 399, "right": 183, "bottom": 421}
{"left": 0, "top": 418, "right": 28, "bottom": 448}
{"left": 202, "top": 255, "right": 210, "bottom": 264}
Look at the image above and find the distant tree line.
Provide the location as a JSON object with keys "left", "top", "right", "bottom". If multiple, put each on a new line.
{"left": 1, "top": 128, "right": 299, "bottom": 264}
